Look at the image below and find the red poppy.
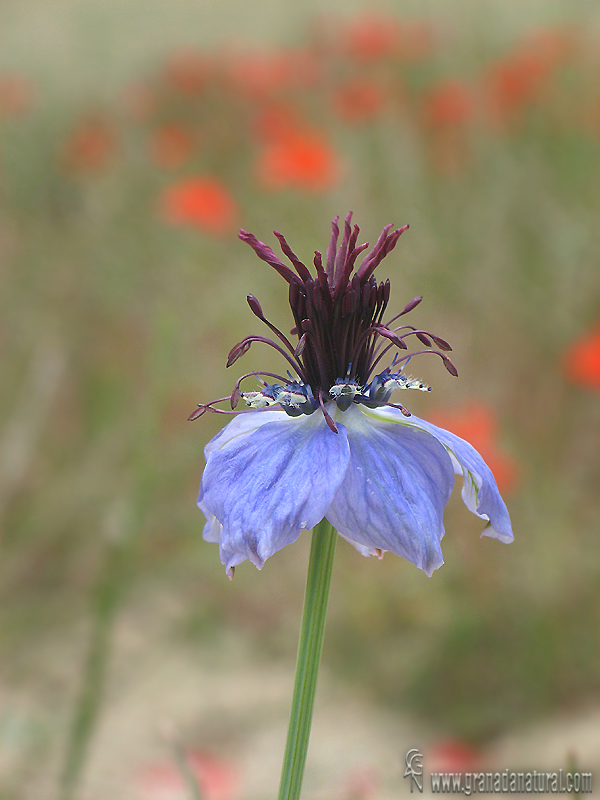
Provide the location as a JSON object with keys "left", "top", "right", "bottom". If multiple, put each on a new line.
{"left": 424, "top": 79, "right": 475, "bottom": 128}
{"left": 227, "top": 49, "right": 320, "bottom": 100}
{"left": 485, "top": 29, "right": 573, "bottom": 125}
{"left": 165, "top": 51, "right": 211, "bottom": 95}
{"left": 160, "top": 177, "right": 238, "bottom": 236}
{"left": 428, "top": 740, "right": 481, "bottom": 772}
{"left": 338, "top": 767, "right": 378, "bottom": 799}
{"left": 343, "top": 16, "right": 401, "bottom": 61}
{"left": 255, "top": 129, "right": 340, "bottom": 192}
{"left": 562, "top": 325, "right": 600, "bottom": 390}
{"left": 333, "top": 77, "right": 386, "bottom": 123}
{"left": 138, "top": 750, "right": 238, "bottom": 800}
{"left": 62, "top": 115, "right": 116, "bottom": 173}
{"left": 252, "top": 103, "right": 303, "bottom": 143}
{"left": 342, "top": 15, "right": 432, "bottom": 62}
{"left": 0, "top": 75, "right": 34, "bottom": 117}
{"left": 150, "top": 124, "right": 196, "bottom": 168}
{"left": 427, "top": 402, "right": 518, "bottom": 494}
{"left": 121, "top": 82, "right": 156, "bottom": 122}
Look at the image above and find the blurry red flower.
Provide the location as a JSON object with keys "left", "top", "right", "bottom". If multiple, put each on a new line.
{"left": 427, "top": 402, "right": 518, "bottom": 494}
{"left": 165, "top": 51, "right": 211, "bottom": 95}
{"left": 255, "top": 129, "right": 340, "bottom": 192}
{"left": 421, "top": 80, "right": 476, "bottom": 174}
{"left": 0, "top": 75, "right": 34, "bottom": 117}
{"left": 337, "top": 767, "right": 378, "bottom": 800}
{"left": 121, "top": 82, "right": 157, "bottom": 122}
{"left": 138, "top": 750, "right": 238, "bottom": 800}
{"left": 428, "top": 740, "right": 481, "bottom": 772}
{"left": 62, "top": 115, "right": 116, "bottom": 174}
{"left": 333, "top": 77, "right": 386, "bottom": 123}
{"left": 424, "top": 79, "right": 475, "bottom": 128}
{"left": 562, "top": 325, "right": 600, "bottom": 390}
{"left": 227, "top": 49, "right": 320, "bottom": 100}
{"left": 342, "top": 15, "right": 432, "bottom": 62}
{"left": 485, "top": 29, "right": 573, "bottom": 126}
{"left": 344, "top": 16, "right": 401, "bottom": 61}
{"left": 252, "top": 103, "right": 303, "bottom": 143}
{"left": 150, "top": 124, "right": 196, "bottom": 168}
{"left": 160, "top": 176, "right": 238, "bottom": 236}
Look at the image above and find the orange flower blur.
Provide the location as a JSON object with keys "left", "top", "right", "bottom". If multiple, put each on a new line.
{"left": 333, "top": 77, "right": 386, "bottom": 123}
{"left": 343, "top": 15, "right": 402, "bottom": 61}
{"left": 563, "top": 325, "right": 600, "bottom": 390}
{"left": 424, "top": 79, "right": 475, "bottom": 128}
{"left": 138, "top": 750, "right": 238, "bottom": 800}
{"left": 341, "top": 15, "right": 432, "bottom": 62}
{"left": 255, "top": 129, "right": 340, "bottom": 192}
{"left": 485, "top": 30, "right": 573, "bottom": 126}
{"left": 62, "top": 115, "right": 116, "bottom": 174}
{"left": 428, "top": 402, "right": 518, "bottom": 494}
{"left": 164, "top": 51, "right": 211, "bottom": 95}
{"left": 227, "top": 49, "right": 320, "bottom": 100}
{"left": 160, "top": 176, "right": 237, "bottom": 236}
{"left": 252, "top": 103, "right": 303, "bottom": 143}
{"left": 150, "top": 124, "right": 196, "bottom": 168}
{"left": 0, "top": 75, "right": 34, "bottom": 117}
{"left": 428, "top": 740, "right": 481, "bottom": 773}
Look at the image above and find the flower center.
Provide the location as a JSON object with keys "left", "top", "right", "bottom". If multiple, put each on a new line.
{"left": 189, "top": 213, "right": 458, "bottom": 432}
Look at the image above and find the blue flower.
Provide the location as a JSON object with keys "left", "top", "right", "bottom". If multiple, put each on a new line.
{"left": 192, "top": 214, "right": 513, "bottom": 577}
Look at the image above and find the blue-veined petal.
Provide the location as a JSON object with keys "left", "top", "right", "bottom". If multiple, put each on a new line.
{"left": 359, "top": 405, "right": 514, "bottom": 544}
{"left": 200, "top": 409, "right": 350, "bottom": 574}
{"left": 327, "top": 405, "right": 455, "bottom": 576}
{"left": 197, "top": 485, "right": 248, "bottom": 577}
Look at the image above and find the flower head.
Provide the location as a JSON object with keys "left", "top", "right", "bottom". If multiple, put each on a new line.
{"left": 192, "top": 214, "right": 513, "bottom": 577}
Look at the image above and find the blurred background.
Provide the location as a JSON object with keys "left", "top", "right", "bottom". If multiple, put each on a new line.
{"left": 1, "top": 1, "right": 600, "bottom": 798}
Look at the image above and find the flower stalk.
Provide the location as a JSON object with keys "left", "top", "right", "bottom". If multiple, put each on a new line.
{"left": 278, "top": 518, "right": 338, "bottom": 800}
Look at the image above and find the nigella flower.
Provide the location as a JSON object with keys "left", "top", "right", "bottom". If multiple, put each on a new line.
{"left": 191, "top": 213, "right": 513, "bottom": 577}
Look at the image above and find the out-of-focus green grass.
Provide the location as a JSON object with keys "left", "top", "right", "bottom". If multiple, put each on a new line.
{"left": 1, "top": 1, "right": 600, "bottom": 794}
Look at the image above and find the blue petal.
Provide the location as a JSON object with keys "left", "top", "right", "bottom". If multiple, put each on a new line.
{"left": 200, "top": 409, "right": 349, "bottom": 574}
{"left": 327, "top": 405, "right": 455, "bottom": 576}
{"left": 197, "top": 486, "right": 247, "bottom": 578}
{"left": 359, "top": 405, "right": 514, "bottom": 544}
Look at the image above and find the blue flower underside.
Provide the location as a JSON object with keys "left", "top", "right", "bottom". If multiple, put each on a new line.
{"left": 360, "top": 405, "right": 514, "bottom": 543}
{"left": 199, "top": 404, "right": 514, "bottom": 577}
{"left": 326, "top": 406, "right": 453, "bottom": 576}
{"left": 200, "top": 409, "right": 349, "bottom": 574}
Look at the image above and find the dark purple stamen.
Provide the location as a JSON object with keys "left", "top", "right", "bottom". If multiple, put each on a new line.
{"left": 190, "top": 214, "right": 456, "bottom": 426}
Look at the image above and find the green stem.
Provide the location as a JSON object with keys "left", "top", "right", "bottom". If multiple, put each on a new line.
{"left": 59, "top": 503, "right": 134, "bottom": 800}
{"left": 278, "top": 518, "right": 338, "bottom": 800}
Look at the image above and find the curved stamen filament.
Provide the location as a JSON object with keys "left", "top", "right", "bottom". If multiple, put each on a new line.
{"left": 392, "top": 348, "right": 458, "bottom": 376}
{"left": 188, "top": 396, "right": 276, "bottom": 420}
{"left": 388, "top": 402, "right": 412, "bottom": 417}
{"left": 318, "top": 391, "right": 338, "bottom": 433}
{"left": 392, "top": 325, "right": 452, "bottom": 351}
{"left": 348, "top": 324, "right": 406, "bottom": 378}
{"left": 229, "top": 335, "right": 307, "bottom": 380}
{"left": 250, "top": 303, "right": 300, "bottom": 359}
{"left": 384, "top": 295, "right": 423, "bottom": 328}
{"left": 366, "top": 340, "right": 398, "bottom": 378}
